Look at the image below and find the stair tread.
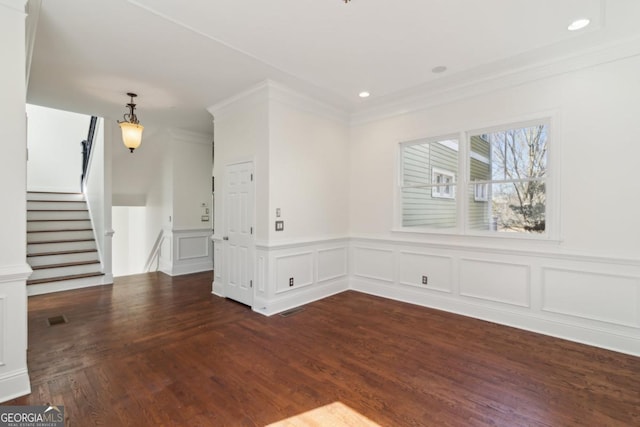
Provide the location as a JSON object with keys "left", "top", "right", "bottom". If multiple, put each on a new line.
{"left": 28, "top": 209, "right": 89, "bottom": 212}
{"left": 28, "top": 238, "right": 95, "bottom": 245}
{"left": 27, "top": 272, "right": 104, "bottom": 285}
{"left": 31, "top": 260, "right": 101, "bottom": 270}
{"left": 28, "top": 249, "right": 98, "bottom": 257}
{"left": 28, "top": 219, "right": 91, "bottom": 222}
{"left": 28, "top": 228, "right": 93, "bottom": 233}
{"left": 28, "top": 200, "right": 86, "bottom": 204}
{"left": 28, "top": 191, "right": 82, "bottom": 194}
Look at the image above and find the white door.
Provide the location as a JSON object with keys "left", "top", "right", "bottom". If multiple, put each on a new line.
{"left": 223, "top": 161, "right": 254, "bottom": 306}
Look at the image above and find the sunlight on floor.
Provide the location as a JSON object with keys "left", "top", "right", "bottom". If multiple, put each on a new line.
{"left": 266, "top": 402, "right": 381, "bottom": 427}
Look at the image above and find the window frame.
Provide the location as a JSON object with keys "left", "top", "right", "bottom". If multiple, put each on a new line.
{"left": 395, "top": 116, "right": 559, "bottom": 241}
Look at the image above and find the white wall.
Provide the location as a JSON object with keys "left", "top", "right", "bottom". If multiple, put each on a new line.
{"left": 171, "top": 129, "right": 213, "bottom": 229}
{"left": 0, "top": 0, "right": 31, "bottom": 403}
{"left": 26, "top": 104, "right": 89, "bottom": 193}
{"left": 268, "top": 96, "right": 350, "bottom": 242}
{"left": 112, "top": 207, "right": 146, "bottom": 276}
{"left": 348, "top": 54, "right": 640, "bottom": 355}
{"left": 210, "top": 84, "right": 270, "bottom": 241}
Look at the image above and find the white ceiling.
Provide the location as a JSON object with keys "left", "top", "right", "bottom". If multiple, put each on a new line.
{"left": 26, "top": 0, "right": 640, "bottom": 134}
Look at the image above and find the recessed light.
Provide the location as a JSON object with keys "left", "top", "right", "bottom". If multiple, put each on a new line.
{"left": 432, "top": 65, "right": 447, "bottom": 74}
{"left": 568, "top": 18, "right": 590, "bottom": 31}
{"left": 359, "top": 91, "right": 370, "bottom": 98}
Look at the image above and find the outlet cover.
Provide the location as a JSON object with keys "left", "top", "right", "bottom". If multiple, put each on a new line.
{"left": 289, "top": 277, "right": 294, "bottom": 287}
{"left": 422, "top": 275, "right": 428, "bottom": 285}
{"left": 275, "top": 220, "right": 284, "bottom": 231}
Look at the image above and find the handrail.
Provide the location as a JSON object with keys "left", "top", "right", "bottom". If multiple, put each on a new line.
{"left": 80, "top": 116, "right": 98, "bottom": 190}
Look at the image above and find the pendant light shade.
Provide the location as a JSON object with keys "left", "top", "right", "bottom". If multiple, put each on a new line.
{"left": 119, "top": 121, "right": 144, "bottom": 152}
{"left": 118, "top": 92, "right": 144, "bottom": 153}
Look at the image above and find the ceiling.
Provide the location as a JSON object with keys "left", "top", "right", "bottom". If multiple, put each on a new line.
{"left": 26, "top": 0, "right": 640, "bottom": 135}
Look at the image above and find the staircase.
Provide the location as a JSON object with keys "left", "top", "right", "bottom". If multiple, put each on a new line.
{"left": 27, "top": 191, "right": 103, "bottom": 295}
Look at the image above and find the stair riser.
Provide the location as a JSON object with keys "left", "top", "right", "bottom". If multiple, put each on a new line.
{"left": 27, "top": 275, "right": 105, "bottom": 296}
{"left": 28, "top": 201, "right": 87, "bottom": 210}
{"left": 28, "top": 240, "right": 97, "bottom": 254}
{"left": 27, "top": 210, "right": 90, "bottom": 221}
{"left": 27, "top": 193, "right": 84, "bottom": 202}
{"left": 27, "top": 220, "right": 92, "bottom": 231}
{"left": 29, "top": 263, "right": 102, "bottom": 281}
{"left": 28, "top": 230, "right": 95, "bottom": 243}
{"left": 28, "top": 252, "right": 99, "bottom": 267}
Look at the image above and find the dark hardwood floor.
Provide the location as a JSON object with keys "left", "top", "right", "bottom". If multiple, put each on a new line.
{"left": 6, "top": 272, "right": 640, "bottom": 426}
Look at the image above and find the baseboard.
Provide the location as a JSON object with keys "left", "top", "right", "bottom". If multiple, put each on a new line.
{"left": 160, "top": 261, "right": 213, "bottom": 277}
{"left": 0, "top": 368, "right": 31, "bottom": 404}
{"left": 351, "top": 278, "right": 640, "bottom": 357}
{"left": 253, "top": 279, "right": 349, "bottom": 316}
{"left": 212, "top": 280, "right": 224, "bottom": 297}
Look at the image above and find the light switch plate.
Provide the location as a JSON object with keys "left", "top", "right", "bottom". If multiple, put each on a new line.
{"left": 275, "top": 220, "right": 284, "bottom": 231}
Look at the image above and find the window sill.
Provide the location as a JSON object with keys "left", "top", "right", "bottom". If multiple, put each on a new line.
{"left": 391, "top": 227, "right": 562, "bottom": 244}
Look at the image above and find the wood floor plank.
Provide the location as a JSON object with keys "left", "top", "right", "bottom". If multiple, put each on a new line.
{"left": 4, "top": 271, "right": 640, "bottom": 426}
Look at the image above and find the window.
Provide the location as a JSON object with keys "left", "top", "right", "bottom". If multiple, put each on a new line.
{"left": 468, "top": 124, "right": 548, "bottom": 234}
{"left": 399, "top": 120, "right": 551, "bottom": 236}
{"left": 400, "top": 138, "right": 458, "bottom": 229}
{"left": 474, "top": 183, "right": 488, "bottom": 202}
{"left": 432, "top": 168, "right": 456, "bottom": 199}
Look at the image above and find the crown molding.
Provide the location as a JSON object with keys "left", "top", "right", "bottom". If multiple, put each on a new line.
{"left": 208, "top": 79, "right": 349, "bottom": 125}
{"left": 351, "top": 35, "right": 640, "bottom": 126}
{"left": 207, "top": 80, "right": 270, "bottom": 120}
{"left": 267, "top": 80, "right": 349, "bottom": 124}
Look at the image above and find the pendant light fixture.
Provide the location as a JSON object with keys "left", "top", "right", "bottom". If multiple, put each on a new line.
{"left": 118, "top": 92, "right": 144, "bottom": 153}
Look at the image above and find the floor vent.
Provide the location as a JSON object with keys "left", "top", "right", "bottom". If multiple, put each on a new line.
{"left": 47, "top": 315, "right": 67, "bottom": 326}
{"left": 279, "top": 307, "right": 305, "bottom": 317}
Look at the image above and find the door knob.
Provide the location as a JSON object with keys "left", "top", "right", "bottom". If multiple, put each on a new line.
{"left": 223, "top": 236, "right": 229, "bottom": 241}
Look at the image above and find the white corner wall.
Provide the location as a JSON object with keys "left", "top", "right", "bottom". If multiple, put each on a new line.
{"left": 209, "top": 81, "right": 351, "bottom": 315}
{"left": 348, "top": 53, "right": 640, "bottom": 356}
{"left": 26, "top": 104, "right": 90, "bottom": 193}
{"left": 159, "top": 129, "right": 213, "bottom": 276}
{"left": 85, "top": 118, "right": 113, "bottom": 285}
{"left": 112, "top": 207, "right": 146, "bottom": 277}
{"left": 0, "top": 0, "right": 31, "bottom": 403}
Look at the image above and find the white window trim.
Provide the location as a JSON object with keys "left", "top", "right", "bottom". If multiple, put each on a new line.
{"left": 396, "top": 115, "right": 560, "bottom": 242}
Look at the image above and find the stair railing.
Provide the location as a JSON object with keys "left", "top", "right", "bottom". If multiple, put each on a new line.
{"left": 80, "top": 116, "right": 98, "bottom": 190}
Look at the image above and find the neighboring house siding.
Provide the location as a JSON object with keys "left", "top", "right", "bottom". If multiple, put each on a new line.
{"left": 402, "top": 141, "right": 457, "bottom": 228}
{"left": 468, "top": 135, "right": 491, "bottom": 230}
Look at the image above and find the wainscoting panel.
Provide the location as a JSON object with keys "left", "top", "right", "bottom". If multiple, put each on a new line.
{"left": 318, "top": 247, "right": 348, "bottom": 283}
{"left": 399, "top": 251, "right": 452, "bottom": 293}
{"left": 459, "top": 259, "right": 530, "bottom": 308}
{"left": 0, "top": 266, "right": 32, "bottom": 403}
{"left": 349, "top": 237, "right": 640, "bottom": 356}
{"left": 177, "top": 235, "right": 209, "bottom": 260}
{"left": 275, "top": 252, "right": 314, "bottom": 294}
{"left": 253, "top": 239, "right": 350, "bottom": 316}
{"left": 162, "top": 228, "right": 213, "bottom": 276}
{"left": 353, "top": 247, "right": 394, "bottom": 283}
{"left": 542, "top": 267, "right": 640, "bottom": 327}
